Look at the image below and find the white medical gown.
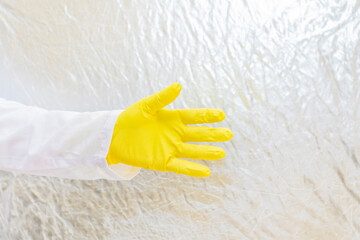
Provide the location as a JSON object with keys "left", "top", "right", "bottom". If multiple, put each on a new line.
{"left": 0, "top": 97, "right": 141, "bottom": 180}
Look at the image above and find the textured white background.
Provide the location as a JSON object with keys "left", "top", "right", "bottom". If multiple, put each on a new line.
{"left": 0, "top": 0, "right": 360, "bottom": 239}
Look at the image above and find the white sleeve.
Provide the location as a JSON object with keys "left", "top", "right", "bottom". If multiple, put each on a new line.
{"left": 0, "top": 98, "right": 141, "bottom": 181}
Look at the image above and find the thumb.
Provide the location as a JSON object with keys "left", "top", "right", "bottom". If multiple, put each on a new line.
{"left": 142, "top": 82, "right": 182, "bottom": 114}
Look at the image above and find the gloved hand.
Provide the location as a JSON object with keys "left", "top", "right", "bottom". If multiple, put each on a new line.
{"left": 106, "top": 83, "right": 233, "bottom": 177}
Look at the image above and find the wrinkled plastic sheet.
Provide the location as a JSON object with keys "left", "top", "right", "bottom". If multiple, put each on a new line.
{"left": 0, "top": 0, "right": 360, "bottom": 239}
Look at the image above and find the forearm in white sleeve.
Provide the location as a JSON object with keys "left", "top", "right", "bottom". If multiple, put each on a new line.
{"left": 0, "top": 98, "right": 141, "bottom": 180}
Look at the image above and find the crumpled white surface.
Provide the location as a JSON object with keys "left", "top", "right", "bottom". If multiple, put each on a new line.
{"left": 0, "top": 0, "right": 360, "bottom": 239}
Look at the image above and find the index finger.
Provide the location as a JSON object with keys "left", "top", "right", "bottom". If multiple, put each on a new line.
{"left": 178, "top": 108, "right": 226, "bottom": 125}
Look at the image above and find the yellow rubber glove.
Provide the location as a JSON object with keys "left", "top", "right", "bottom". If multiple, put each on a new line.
{"left": 106, "top": 83, "right": 233, "bottom": 177}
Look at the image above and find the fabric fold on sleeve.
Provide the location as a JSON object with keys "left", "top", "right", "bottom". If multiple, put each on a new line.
{"left": 0, "top": 97, "right": 141, "bottom": 181}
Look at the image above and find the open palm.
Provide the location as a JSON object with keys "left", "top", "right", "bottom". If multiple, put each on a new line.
{"left": 106, "top": 83, "right": 233, "bottom": 177}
